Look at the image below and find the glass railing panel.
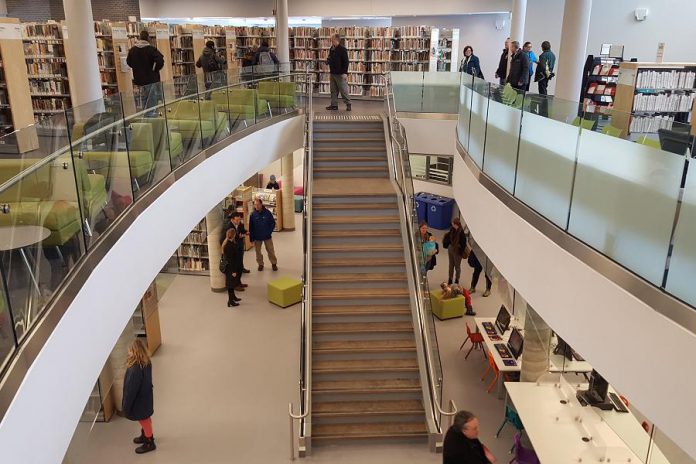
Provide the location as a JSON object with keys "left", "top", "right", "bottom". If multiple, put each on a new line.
{"left": 162, "top": 81, "right": 203, "bottom": 165}
{"left": 421, "top": 71, "right": 460, "bottom": 114}
{"left": 457, "top": 73, "right": 474, "bottom": 151}
{"left": 648, "top": 426, "right": 696, "bottom": 464}
{"left": 468, "top": 77, "right": 490, "bottom": 168}
{"left": 568, "top": 113, "right": 687, "bottom": 286}
{"left": 0, "top": 269, "right": 15, "bottom": 371}
{"left": 390, "top": 71, "right": 425, "bottom": 113}
{"left": 665, "top": 148, "right": 696, "bottom": 306}
{"left": 481, "top": 83, "right": 524, "bottom": 193}
{"left": 199, "top": 87, "right": 231, "bottom": 149}
{"left": 514, "top": 93, "right": 582, "bottom": 227}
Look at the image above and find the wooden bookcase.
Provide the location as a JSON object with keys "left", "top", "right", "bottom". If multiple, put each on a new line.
{"left": 0, "top": 18, "right": 34, "bottom": 137}
{"left": 94, "top": 21, "right": 118, "bottom": 97}
{"left": 170, "top": 24, "right": 196, "bottom": 95}
{"left": 224, "top": 26, "right": 238, "bottom": 73}
{"left": 175, "top": 218, "right": 210, "bottom": 274}
{"left": 146, "top": 21, "right": 174, "bottom": 85}
{"left": 235, "top": 26, "right": 276, "bottom": 68}
{"left": 614, "top": 61, "right": 696, "bottom": 138}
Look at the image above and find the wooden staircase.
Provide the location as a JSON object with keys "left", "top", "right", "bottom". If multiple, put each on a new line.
{"left": 309, "top": 118, "right": 427, "bottom": 446}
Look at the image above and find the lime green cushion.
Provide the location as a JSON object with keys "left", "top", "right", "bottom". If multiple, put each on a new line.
{"left": 430, "top": 289, "right": 465, "bottom": 320}
{"left": 268, "top": 277, "right": 302, "bottom": 308}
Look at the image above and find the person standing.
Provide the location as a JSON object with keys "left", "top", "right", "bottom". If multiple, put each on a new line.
{"left": 196, "top": 40, "right": 226, "bottom": 90}
{"left": 326, "top": 33, "right": 351, "bottom": 112}
{"left": 522, "top": 41, "right": 537, "bottom": 91}
{"left": 443, "top": 411, "right": 497, "bottom": 464}
{"left": 222, "top": 229, "right": 243, "bottom": 307}
{"left": 249, "top": 198, "right": 278, "bottom": 271}
{"left": 419, "top": 221, "right": 438, "bottom": 273}
{"left": 494, "top": 37, "right": 510, "bottom": 85}
{"left": 126, "top": 30, "right": 164, "bottom": 110}
{"left": 122, "top": 339, "right": 156, "bottom": 455}
{"left": 229, "top": 213, "right": 250, "bottom": 287}
{"left": 535, "top": 41, "right": 556, "bottom": 95}
{"left": 443, "top": 217, "right": 467, "bottom": 285}
{"left": 253, "top": 39, "right": 279, "bottom": 67}
{"left": 468, "top": 250, "right": 492, "bottom": 297}
{"left": 459, "top": 46, "right": 484, "bottom": 79}
{"left": 506, "top": 41, "right": 530, "bottom": 91}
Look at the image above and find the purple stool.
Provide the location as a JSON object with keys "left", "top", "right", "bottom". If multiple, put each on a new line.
{"left": 509, "top": 433, "right": 539, "bottom": 464}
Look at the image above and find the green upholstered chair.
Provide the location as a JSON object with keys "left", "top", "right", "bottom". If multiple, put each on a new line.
{"left": 135, "top": 117, "right": 184, "bottom": 167}
{"left": 166, "top": 100, "right": 227, "bottom": 141}
{"left": 571, "top": 117, "right": 597, "bottom": 131}
{"left": 637, "top": 135, "right": 661, "bottom": 149}
{"left": 198, "top": 100, "right": 229, "bottom": 139}
{"left": 501, "top": 83, "right": 524, "bottom": 109}
{"left": 211, "top": 88, "right": 269, "bottom": 121}
{"left": 257, "top": 81, "right": 296, "bottom": 112}
{"left": 430, "top": 289, "right": 465, "bottom": 320}
{"left": 267, "top": 277, "right": 302, "bottom": 308}
{"left": 73, "top": 158, "right": 107, "bottom": 226}
{"left": 601, "top": 124, "right": 622, "bottom": 138}
{"left": 81, "top": 122, "right": 155, "bottom": 182}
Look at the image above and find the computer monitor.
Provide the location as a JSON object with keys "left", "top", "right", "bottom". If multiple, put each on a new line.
{"left": 587, "top": 370, "right": 609, "bottom": 404}
{"left": 554, "top": 336, "right": 574, "bottom": 361}
{"left": 508, "top": 328, "right": 524, "bottom": 359}
{"left": 495, "top": 305, "right": 511, "bottom": 334}
{"left": 658, "top": 128, "right": 694, "bottom": 156}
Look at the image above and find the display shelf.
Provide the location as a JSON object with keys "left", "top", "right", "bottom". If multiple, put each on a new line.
{"left": 173, "top": 218, "right": 210, "bottom": 273}
{"left": 93, "top": 21, "right": 118, "bottom": 96}
{"left": 0, "top": 18, "right": 34, "bottom": 138}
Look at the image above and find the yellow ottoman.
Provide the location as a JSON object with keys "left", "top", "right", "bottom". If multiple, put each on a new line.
{"left": 268, "top": 277, "right": 303, "bottom": 308}
{"left": 430, "top": 289, "right": 465, "bottom": 320}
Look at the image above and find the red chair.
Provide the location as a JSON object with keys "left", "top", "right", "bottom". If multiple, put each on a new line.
{"left": 460, "top": 323, "right": 486, "bottom": 359}
{"left": 481, "top": 352, "right": 518, "bottom": 394}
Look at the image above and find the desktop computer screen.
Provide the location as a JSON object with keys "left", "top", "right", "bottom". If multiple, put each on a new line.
{"left": 508, "top": 328, "right": 524, "bottom": 359}
{"left": 588, "top": 370, "right": 609, "bottom": 404}
{"left": 554, "top": 336, "right": 574, "bottom": 361}
{"left": 495, "top": 305, "right": 511, "bottom": 334}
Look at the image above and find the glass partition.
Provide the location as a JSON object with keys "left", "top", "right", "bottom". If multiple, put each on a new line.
{"left": 468, "top": 77, "right": 489, "bottom": 167}
{"left": 457, "top": 73, "right": 474, "bottom": 152}
{"left": 421, "top": 72, "right": 460, "bottom": 114}
{"left": 666, "top": 160, "right": 696, "bottom": 306}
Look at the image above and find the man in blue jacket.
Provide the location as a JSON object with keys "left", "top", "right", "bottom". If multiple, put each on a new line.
{"left": 249, "top": 198, "right": 278, "bottom": 271}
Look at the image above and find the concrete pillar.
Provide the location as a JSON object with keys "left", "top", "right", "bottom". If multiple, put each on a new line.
{"left": 281, "top": 153, "right": 295, "bottom": 230}
{"left": 0, "top": 0, "right": 7, "bottom": 17}
{"left": 506, "top": 0, "right": 527, "bottom": 79}
{"left": 555, "top": 0, "right": 593, "bottom": 101}
{"left": 206, "top": 208, "right": 226, "bottom": 292}
{"left": 275, "top": 0, "right": 290, "bottom": 65}
{"left": 520, "top": 305, "right": 553, "bottom": 382}
{"left": 63, "top": 0, "right": 103, "bottom": 108}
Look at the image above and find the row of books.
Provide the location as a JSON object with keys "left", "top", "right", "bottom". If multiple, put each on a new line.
{"left": 591, "top": 64, "right": 620, "bottom": 76}
{"left": 94, "top": 22, "right": 112, "bottom": 36}
{"left": 636, "top": 70, "right": 696, "bottom": 90}
{"left": 32, "top": 97, "right": 67, "bottom": 111}
{"left": 178, "top": 244, "right": 208, "bottom": 259}
{"left": 100, "top": 71, "right": 116, "bottom": 84}
{"left": 633, "top": 93, "right": 694, "bottom": 112}
{"left": 23, "top": 23, "right": 62, "bottom": 39}
{"left": 29, "top": 79, "right": 67, "bottom": 94}
{"left": 24, "top": 42, "right": 64, "bottom": 56}
{"left": 172, "top": 63, "right": 195, "bottom": 75}
{"left": 26, "top": 60, "right": 67, "bottom": 76}
{"left": 172, "top": 49, "right": 194, "bottom": 62}
{"left": 97, "top": 54, "right": 115, "bottom": 68}
{"left": 630, "top": 115, "right": 675, "bottom": 134}
{"left": 587, "top": 83, "right": 617, "bottom": 96}
{"left": 170, "top": 36, "right": 193, "bottom": 48}
{"left": 235, "top": 26, "right": 275, "bottom": 37}
{"left": 177, "top": 257, "right": 209, "bottom": 271}
{"left": 96, "top": 38, "right": 113, "bottom": 51}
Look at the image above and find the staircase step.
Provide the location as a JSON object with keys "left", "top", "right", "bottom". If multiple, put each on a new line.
{"left": 313, "top": 358, "right": 418, "bottom": 374}
{"left": 313, "top": 229, "right": 400, "bottom": 237}
{"left": 313, "top": 273, "right": 406, "bottom": 283}
{"left": 313, "top": 339, "right": 416, "bottom": 354}
{"left": 313, "top": 203, "right": 396, "bottom": 210}
{"left": 313, "top": 243, "right": 403, "bottom": 253}
{"left": 313, "top": 378, "right": 421, "bottom": 394}
{"left": 312, "top": 422, "right": 428, "bottom": 440}
{"left": 313, "top": 400, "right": 424, "bottom": 417}
{"left": 313, "top": 305, "right": 411, "bottom": 316}
{"left": 314, "top": 166, "right": 387, "bottom": 173}
{"left": 314, "top": 146, "right": 386, "bottom": 152}
{"left": 314, "top": 321, "right": 413, "bottom": 334}
{"left": 313, "top": 288, "right": 409, "bottom": 299}
{"left": 313, "top": 215, "right": 399, "bottom": 224}
{"left": 313, "top": 156, "right": 386, "bottom": 162}
{"left": 313, "top": 257, "right": 405, "bottom": 267}
{"left": 314, "top": 137, "right": 385, "bottom": 143}
{"left": 314, "top": 129, "right": 383, "bottom": 134}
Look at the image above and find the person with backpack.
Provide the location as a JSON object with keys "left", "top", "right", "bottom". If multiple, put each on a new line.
{"left": 196, "top": 40, "right": 227, "bottom": 90}
{"left": 325, "top": 33, "right": 351, "bottom": 111}
{"left": 253, "top": 39, "right": 279, "bottom": 73}
{"left": 126, "top": 30, "right": 165, "bottom": 110}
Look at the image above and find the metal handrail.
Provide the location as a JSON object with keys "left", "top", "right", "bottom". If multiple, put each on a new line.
{"left": 289, "top": 70, "right": 313, "bottom": 461}
{"left": 384, "top": 72, "right": 457, "bottom": 439}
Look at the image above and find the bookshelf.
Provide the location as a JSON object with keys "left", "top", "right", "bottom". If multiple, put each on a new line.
{"left": 224, "top": 26, "right": 238, "bottom": 72}
{"left": 251, "top": 188, "right": 283, "bottom": 232}
{"left": 581, "top": 55, "right": 621, "bottom": 119}
{"left": 22, "top": 21, "right": 71, "bottom": 122}
{"left": 224, "top": 185, "right": 254, "bottom": 250}
{"left": 0, "top": 18, "right": 34, "bottom": 138}
{"left": 94, "top": 21, "right": 118, "bottom": 96}
{"left": 613, "top": 61, "right": 696, "bottom": 138}
{"left": 235, "top": 26, "right": 275, "bottom": 67}
{"left": 146, "top": 22, "right": 173, "bottom": 85}
{"left": 435, "top": 28, "right": 460, "bottom": 72}
{"left": 176, "top": 218, "right": 210, "bottom": 274}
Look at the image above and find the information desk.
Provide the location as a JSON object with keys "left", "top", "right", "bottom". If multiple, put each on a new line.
{"left": 475, "top": 317, "right": 592, "bottom": 397}
{"left": 505, "top": 380, "right": 669, "bottom": 463}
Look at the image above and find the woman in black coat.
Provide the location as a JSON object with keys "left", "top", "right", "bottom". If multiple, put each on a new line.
{"left": 222, "top": 228, "right": 243, "bottom": 307}
{"left": 122, "top": 338, "right": 156, "bottom": 454}
{"left": 419, "top": 221, "right": 439, "bottom": 273}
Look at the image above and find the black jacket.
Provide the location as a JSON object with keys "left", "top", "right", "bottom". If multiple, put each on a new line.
{"left": 442, "top": 426, "right": 490, "bottom": 464}
{"left": 506, "top": 50, "right": 530, "bottom": 89}
{"left": 253, "top": 45, "right": 279, "bottom": 65}
{"left": 327, "top": 44, "right": 349, "bottom": 75}
{"left": 196, "top": 47, "right": 226, "bottom": 73}
{"left": 495, "top": 48, "right": 508, "bottom": 79}
{"left": 223, "top": 240, "right": 243, "bottom": 288}
{"left": 220, "top": 221, "right": 247, "bottom": 249}
{"left": 122, "top": 363, "right": 154, "bottom": 421}
{"left": 443, "top": 228, "right": 467, "bottom": 257}
{"left": 266, "top": 181, "right": 280, "bottom": 190}
{"left": 126, "top": 40, "right": 165, "bottom": 86}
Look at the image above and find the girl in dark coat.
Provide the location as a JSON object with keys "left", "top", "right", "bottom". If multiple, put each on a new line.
{"left": 122, "top": 338, "right": 156, "bottom": 454}
{"left": 222, "top": 228, "right": 243, "bottom": 307}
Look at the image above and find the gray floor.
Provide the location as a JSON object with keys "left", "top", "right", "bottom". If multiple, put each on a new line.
{"left": 71, "top": 215, "right": 516, "bottom": 463}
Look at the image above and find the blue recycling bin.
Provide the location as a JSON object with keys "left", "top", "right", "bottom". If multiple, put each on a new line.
{"left": 425, "top": 195, "right": 455, "bottom": 230}
{"left": 415, "top": 192, "right": 430, "bottom": 223}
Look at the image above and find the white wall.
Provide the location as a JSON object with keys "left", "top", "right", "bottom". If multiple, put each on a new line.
{"left": 0, "top": 116, "right": 304, "bottom": 463}
{"left": 398, "top": 118, "right": 458, "bottom": 155}
{"left": 452, "top": 154, "right": 696, "bottom": 459}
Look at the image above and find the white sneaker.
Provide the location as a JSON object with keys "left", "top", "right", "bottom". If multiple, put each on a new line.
{"left": 482, "top": 289, "right": 491, "bottom": 297}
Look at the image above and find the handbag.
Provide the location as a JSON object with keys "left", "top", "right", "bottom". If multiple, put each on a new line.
{"left": 219, "top": 254, "right": 229, "bottom": 273}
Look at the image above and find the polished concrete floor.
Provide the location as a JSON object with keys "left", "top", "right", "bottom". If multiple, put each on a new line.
{"left": 71, "top": 213, "right": 518, "bottom": 463}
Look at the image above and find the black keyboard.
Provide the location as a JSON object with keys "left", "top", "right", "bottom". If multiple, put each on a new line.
{"left": 608, "top": 393, "right": 629, "bottom": 413}
{"left": 494, "top": 343, "right": 512, "bottom": 359}
{"left": 482, "top": 322, "right": 497, "bottom": 336}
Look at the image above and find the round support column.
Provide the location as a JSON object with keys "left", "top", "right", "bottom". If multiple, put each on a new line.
{"left": 554, "top": 0, "right": 593, "bottom": 101}
{"left": 63, "top": 0, "right": 103, "bottom": 108}
{"left": 206, "top": 208, "right": 226, "bottom": 292}
{"left": 520, "top": 305, "right": 553, "bottom": 382}
{"left": 281, "top": 153, "right": 295, "bottom": 231}
{"left": 275, "top": 0, "right": 290, "bottom": 66}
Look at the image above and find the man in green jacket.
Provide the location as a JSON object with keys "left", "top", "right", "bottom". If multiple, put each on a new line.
{"left": 534, "top": 41, "right": 556, "bottom": 95}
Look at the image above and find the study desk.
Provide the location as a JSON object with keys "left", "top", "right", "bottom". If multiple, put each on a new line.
{"left": 505, "top": 381, "right": 670, "bottom": 464}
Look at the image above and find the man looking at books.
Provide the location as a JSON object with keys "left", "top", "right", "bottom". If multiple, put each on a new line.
{"left": 127, "top": 30, "right": 165, "bottom": 110}
{"left": 325, "top": 33, "right": 351, "bottom": 112}
{"left": 506, "top": 41, "right": 530, "bottom": 91}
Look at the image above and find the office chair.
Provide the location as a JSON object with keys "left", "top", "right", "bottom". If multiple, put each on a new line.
{"left": 510, "top": 433, "right": 540, "bottom": 464}
{"left": 459, "top": 322, "right": 486, "bottom": 359}
{"left": 496, "top": 404, "right": 524, "bottom": 438}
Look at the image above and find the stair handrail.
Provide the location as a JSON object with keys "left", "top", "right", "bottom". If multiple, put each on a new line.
{"left": 288, "top": 70, "right": 313, "bottom": 460}
{"left": 383, "top": 72, "right": 458, "bottom": 439}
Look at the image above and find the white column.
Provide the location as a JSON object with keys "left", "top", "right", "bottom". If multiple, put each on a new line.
{"left": 63, "top": 0, "right": 102, "bottom": 108}
{"left": 275, "top": 0, "right": 290, "bottom": 65}
{"left": 281, "top": 153, "right": 295, "bottom": 230}
{"left": 0, "top": 0, "right": 7, "bottom": 17}
{"left": 520, "top": 305, "right": 552, "bottom": 383}
{"left": 206, "top": 209, "right": 226, "bottom": 292}
{"left": 509, "top": 0, "right": 527, "bottom": 44}
{"left": 555, "top": 0, "right": 593, "bottom": 101}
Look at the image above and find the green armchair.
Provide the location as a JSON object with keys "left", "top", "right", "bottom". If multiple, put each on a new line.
{"left": 211, "top": 88, "right": 269, "bottom": 121}
{"left": 257, "top": 82, "right": 296, "bottom": 112}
